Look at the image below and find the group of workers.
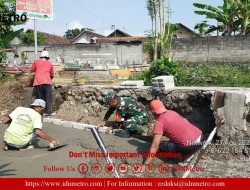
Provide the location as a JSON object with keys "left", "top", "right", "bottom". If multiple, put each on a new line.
{"left": 1, "top": 50, "right": 204, "bottom": 168}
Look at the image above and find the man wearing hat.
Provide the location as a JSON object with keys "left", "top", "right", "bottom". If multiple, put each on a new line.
{"left": 30, "top": 50, "right": 54, "bottom": 116}
{"left": 99, "top": 93, "right": 149, "bottom": 138}
{"left": 143, "top": 99, "right": 203, "bottom": 166}
{"left": 2, "top": 99, "right": 59, "bottom": 150}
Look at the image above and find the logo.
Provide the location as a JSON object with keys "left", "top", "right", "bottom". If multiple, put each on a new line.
{"left": 105, "top": 163, "right": 115, "bottom": 174}
{"left": 158, "top": 163, "right": 169, "bottom": 174}
{"left": 145, "top": 163, "right": 155, "bottom": 174}
{"left": 78, "top": 163, "right": 88, "bottom": 174}
{"left": 0, "top": 13, "right": 27, "bottom": 24}
{"left": 118, "top": 163, "right": 128, "bottom": 174}
{"left": 131, "top": 163, "right": 142, "bottom": 174}
{"left": 91, "top": 163, "right": 102, "bottom": 174}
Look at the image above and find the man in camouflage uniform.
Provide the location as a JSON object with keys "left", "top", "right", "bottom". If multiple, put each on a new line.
{"left": 100, "top": 93, "right": 148, "bottom": 137}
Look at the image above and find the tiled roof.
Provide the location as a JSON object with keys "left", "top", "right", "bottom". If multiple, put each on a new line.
{"left": 177, "top": 23, "right": 195, "bottom": 33}
{"left": 107, "top": 29, "right": 132, "bottom": 37}
{"left": 26, "top": 29, "right": 70, "bottom": 45}
{"left": 96, "top": 36, "right": 147, "bottom": 43}
{"left": 71, "top": 30, "right": 105, "bottom": 43}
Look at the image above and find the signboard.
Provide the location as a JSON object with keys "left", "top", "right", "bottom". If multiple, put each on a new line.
{"left": 16, "top": 0, "right": 53, "bottom": 21}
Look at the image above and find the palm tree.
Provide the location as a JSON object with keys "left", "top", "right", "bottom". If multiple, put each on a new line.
{"left": 193, "top": 0, "right": 237, "bottom": 36}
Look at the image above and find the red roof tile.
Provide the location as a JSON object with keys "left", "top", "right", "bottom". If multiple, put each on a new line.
{"left": 27, "top": 29, "right": 70, "bottom": 45}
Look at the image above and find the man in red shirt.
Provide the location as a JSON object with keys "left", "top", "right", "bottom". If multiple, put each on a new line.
{"left": 30, "top": 50, "right": 54, "bottom": 116}
{"left": 143, "top": 99, "right": 203, "bottom": 166}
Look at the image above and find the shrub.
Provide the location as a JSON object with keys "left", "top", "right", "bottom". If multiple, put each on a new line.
{"left": 130, "top": 61, "right": 250, "bottom": 87}
{"left": 129, "top": 58, "right": 181, "bottom": 85}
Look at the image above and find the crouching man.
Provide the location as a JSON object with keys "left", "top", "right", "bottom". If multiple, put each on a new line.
{"left": 2, "top": 99, "right": 59, "bottom": 150}
{"left": 143, "top": 99, "right": 203, "bottom": 167}
{"left": 99, "top": 93, "right": 149, "bottom": 138}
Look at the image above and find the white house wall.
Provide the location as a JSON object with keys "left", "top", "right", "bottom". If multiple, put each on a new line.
{"left": 10, "top": 42, "right": 145, "bottom": 69}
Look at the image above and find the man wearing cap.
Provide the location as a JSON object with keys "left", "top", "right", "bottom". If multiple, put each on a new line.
{"left": 30, "top": 50, "right": 54, "bottom": 116}
{"left": 99, "top": 93, "right": 149, "bottom": 138}
{"left": 2, "top": 99, "right": 59, "bottom": 150}
{"left": 143, "top": 99, "right": 203, "bottom": 166}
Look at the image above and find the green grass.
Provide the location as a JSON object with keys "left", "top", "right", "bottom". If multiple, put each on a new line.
{"left": 130, "top": 62, "right": 250, "bottom": 87}
{"left": 177, "top": 63, "right": 250, "bottom": 87}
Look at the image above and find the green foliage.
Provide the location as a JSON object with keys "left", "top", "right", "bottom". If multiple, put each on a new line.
{"left": 143, "top": 23, "right": 180, "bottom": 61}
{"left": 0, "top": 66, "right": 12, "bottom": 84}
{"left": 64, "top": 28, "right": 94, "bottom": 40}
{"left": 143, "top": 37, "right": 154, "bottom": 61}
{"left": 0, "top": 40, "right": 7, "bottom": 62}
{"left": 64, "top": 28, "right": 81, "bottom": 40}
{"left": 129, "top": 58, "right": 181, "bottom": 85}
{"left": 2, "top": 28, "right": 23, "bottom": 48}
{"left": 0, "top": 0, "right": 27, "bottom": 35}
{"left": 193, "top": 0, "right": 237, "bottom": 36}
{"left": 20, "top": 31, "right": 46, "bottom": 45}
{"left": 0, "top": 0, "right": 26, "bottom": 61}
{"left": 194, "top": 21, "right": 211, "bottom": 36}
{"left": 159, "top": 23, "right": 180, "bottom": 59}
{"left": 193, "top": 0, "right": 250, "bottom": 35}
{"left": 130, "top": 62, "right": 250, "bottom": 87}
{"left": 177, "top": 63, "right": 250, "bottom": 87}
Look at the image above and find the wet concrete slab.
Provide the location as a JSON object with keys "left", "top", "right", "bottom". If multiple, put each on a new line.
{"left": 1, "top": 122, "right": 249, "bottom": 178}
{"left": 0, "top": 123, "right": 180, "bottom": 178}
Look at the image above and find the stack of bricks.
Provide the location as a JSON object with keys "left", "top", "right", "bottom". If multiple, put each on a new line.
{"left": 151, "top": 76, "right": 175, "bottom": 91}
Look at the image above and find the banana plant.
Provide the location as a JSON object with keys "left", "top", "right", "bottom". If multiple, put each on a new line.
{"left": 193, "top": 0, "right": 237, "bottom": 36}
{"left": 194, "top": 21, "right": 211, "bottom": 36}
{"left": 234, "top": 0, "right": 250, "bottom": 35}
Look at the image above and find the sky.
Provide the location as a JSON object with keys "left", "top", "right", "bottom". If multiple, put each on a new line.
{"left": 16, "top": 0, "right": 223, "bottom": 36}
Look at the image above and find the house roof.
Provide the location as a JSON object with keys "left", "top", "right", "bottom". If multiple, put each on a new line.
{"left": 71, "top": 30, "right": 105, "bottom": 43}
{"left": 96, "top": 36, "right": 147, "bottom": 43}
{"left": 26, "top": 29, "right": 70, "bottom": 45}
{"left": 177, "top": 23, "right": 195, "bottom": 34}
{"left": 107, "top": 29, "right": 132, "bottom": 37}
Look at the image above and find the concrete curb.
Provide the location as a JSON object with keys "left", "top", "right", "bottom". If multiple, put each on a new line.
{"left": 43, "top": 118, "right": 107, "bottom": 133}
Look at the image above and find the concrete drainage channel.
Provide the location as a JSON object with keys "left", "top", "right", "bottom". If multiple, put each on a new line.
{"left": 42, "top": 86, "right": 250, "bottom": 178}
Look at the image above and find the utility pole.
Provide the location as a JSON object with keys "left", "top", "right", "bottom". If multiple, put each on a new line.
{"left": 101, "top": 13, "right": 104, "bottom": 35}
{"left": 34, "top": 19, "right": 38, "bottom": 59}
{"left": 111, "top": 25, "right": 116, "bottom": 37}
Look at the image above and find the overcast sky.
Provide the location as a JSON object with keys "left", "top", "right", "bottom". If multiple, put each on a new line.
{"left": 16, "top": 0, "right": 223, "bottom": 36}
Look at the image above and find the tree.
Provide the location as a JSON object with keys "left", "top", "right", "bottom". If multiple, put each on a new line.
{"left": 194, "top": 20, "right": 211, "bottom": 36}
{"left": 64, "top": 28, "right": 81, "bottom": 40}
{"left": 234, "top": 0, "right": 250, "bottom": 35}
{"left": 64, "top": 28, "right": 95, "bottom": 40}
{"left": 193, "top": 0, "right": 237, "bottom": 36}
{"left": 20, "top": 31, "right": 46, "bottom": 45}
{"left": 146, "top": 0, "right": 159, "bottom": 61}
{"left": 0, "top": 0, "right": 26, "bottom": 62}
{"left": 146, "top": 0, "right": 170, "bottom": 60}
